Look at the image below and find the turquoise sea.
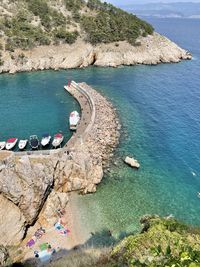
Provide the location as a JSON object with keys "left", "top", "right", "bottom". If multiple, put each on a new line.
{"left": 0, "top": 18, "right": 200, "bottom": 238}
{"left": 0, "top": 71, "right": 80, "bottom": 149}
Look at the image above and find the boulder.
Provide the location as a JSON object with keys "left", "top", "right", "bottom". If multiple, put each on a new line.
{"left": 0, "top": 153, "right": 54, "bottom": 223}
{"left": 124, "top": 156, "right": 140, "bottom": 169}
{"left": 40, "top": 190, "right": 69, "bottom": 224}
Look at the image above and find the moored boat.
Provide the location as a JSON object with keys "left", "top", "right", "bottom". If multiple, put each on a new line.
{"left": 41, "top": 134, "right": 51, "bottom": 147}
{"left": 52, "top": 133, "right": 64, "bottom": 148}
{"left": 18, "top": 139, "right": 28, "bottom": 150}
{"left": 0, "top": 141, "right": 6, "bottom": 150}
{"left": 29, "top": 135, "right": 39, "bottom": 150}
{"left": 69, "top": 111, "right": 80, "bottom": 131}
{"left": 6, "top": 138, "right": 18, "bottom": 150}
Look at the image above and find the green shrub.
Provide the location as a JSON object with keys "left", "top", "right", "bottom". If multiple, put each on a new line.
{"left": 81, "top": 3, "right": 154, "bottom": 45}
{"left": 64, "top": 0, "right": 84, "bottom": 11}
{"left": 54, "top": 28, "right": 79, "bottom": 44}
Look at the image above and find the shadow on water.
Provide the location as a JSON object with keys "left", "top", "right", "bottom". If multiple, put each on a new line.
{"left": 8, "top": 228, "right": 134, "bottom": 267}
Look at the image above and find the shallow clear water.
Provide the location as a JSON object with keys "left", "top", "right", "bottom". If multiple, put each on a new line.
{"left": 0, "top": 18, "right": 200, "bottom": 238}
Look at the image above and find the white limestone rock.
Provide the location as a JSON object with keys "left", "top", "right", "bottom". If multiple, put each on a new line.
{"left": 0, "top": 194, "right": 26, "bottom": 246}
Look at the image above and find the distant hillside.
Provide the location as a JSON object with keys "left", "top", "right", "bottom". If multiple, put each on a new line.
{"left": 121, "top": 2, "right": 200, "bottom": 18}
{"left": 0, "top": 0, "right": 153, "bottom": 52}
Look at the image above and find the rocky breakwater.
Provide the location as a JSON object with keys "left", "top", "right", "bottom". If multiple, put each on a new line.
{"left": 0, "top": 82, "right": 120, "bottom": 250}
{"left": 0, "top": 33, "right": 191, "bottom": 74}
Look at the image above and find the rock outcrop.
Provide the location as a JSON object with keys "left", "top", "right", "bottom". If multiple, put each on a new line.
{"left": 39, "top": 190, "right": 69, "bottom": 225}
{"left": 0, "top": 33, "right": 191, "bottom": 75}
{"left": 0, "top": 153, "right": 55, "bottom": 224}
{"left": 0, "top": 194, "right": 26, "bottom": 246}
{"left": 0, "top": 82, "right": 120, "bottom": 247}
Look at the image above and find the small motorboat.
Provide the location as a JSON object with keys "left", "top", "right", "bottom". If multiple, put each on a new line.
{"left": 52, "top": 133, "right": 64, "bottom": 148}
{"left": 69, "top": 111, "right": 80, "bottom": 131}
{"left": 29, "top": 135, "right": 39, "bottom": 150}
{"left": 0, "top": 141, "right": 6, "bottom": 150}
{"left": 6, "top": 138, "right": 18, "bottom": 150}
{"left": 41, "top": 134, "right": 51, "bottom": 147}
{"left": 18, "top": 139, "right": 28, "bottom": 150}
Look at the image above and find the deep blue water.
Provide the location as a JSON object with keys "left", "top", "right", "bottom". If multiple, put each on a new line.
{"left": 0, "top": 18, "right": 200, "bottom": 236}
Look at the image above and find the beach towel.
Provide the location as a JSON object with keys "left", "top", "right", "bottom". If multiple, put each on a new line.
{"left": 39, "top": 243, "right": 49, "bottom": 251}
{"left": 26, "top": 239, "right": 35, "bottom": 247}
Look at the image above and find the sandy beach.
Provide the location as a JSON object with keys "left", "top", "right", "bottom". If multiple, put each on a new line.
{"left": 22, "top": 193, "right": 91, "bottom": 265}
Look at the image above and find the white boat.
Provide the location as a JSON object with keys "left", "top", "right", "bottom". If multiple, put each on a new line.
{"left": 6, "top": 138, "right": 18, "bottom": 150}
{"left": 0, "top": 141, "right": 6, "bottom": 150}
{"left": 52, "top": 133, "right": 64, "bottom": 148}
{"left": 41, "top": 134, "right": 51, "bottom": 147}
{"left": 69, "top": 111, "right": 80, "bottom": 131}
{"left": 18, "top": 139, "right": 28, "bottom": 150}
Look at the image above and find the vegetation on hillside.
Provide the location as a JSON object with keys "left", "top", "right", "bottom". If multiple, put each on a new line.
{"left": 0, "top": 0, "right": 154, "bottom": 52}
{"left": 112, "top": 215, "right": 200, "bottom": 267}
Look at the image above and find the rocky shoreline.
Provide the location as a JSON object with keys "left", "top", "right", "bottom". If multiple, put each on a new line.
{"left": 0, "top": 82, "right": 120, "bottom": 265}
{"left": 79, "top": 82, "right": 121, "bottom": 170}
{"left": 0, "top": 33, "right": 192, "bottom": 75}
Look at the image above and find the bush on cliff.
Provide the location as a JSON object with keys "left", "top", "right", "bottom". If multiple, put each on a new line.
{"left": 54, "top": 28, "right": 79, "bottom": 44}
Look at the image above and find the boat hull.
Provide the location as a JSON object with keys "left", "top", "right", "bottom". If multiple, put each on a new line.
{"left": 41, "top": 136, "right": 51, "bottom": 147}
{"left": 29, "top": 136, "right": 39, "bottom": 150}
{"left": 18, "top": 140, "right": 28, "bottom": 150}
{"left": 52, "top": 135, "right": 64, "bottom": 148}
{"left": 6, "top": 139, "right": 18, "bottom": 150}
{"left": 0, "top": 142, "right": 6, "bottom": 150}
{"left": 69, "top": 111, "right": 80, "bottom": 131}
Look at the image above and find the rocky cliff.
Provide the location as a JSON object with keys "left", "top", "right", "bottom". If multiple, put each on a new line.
{"left": 0, "top": 33, "right": 191, "bottom": 74}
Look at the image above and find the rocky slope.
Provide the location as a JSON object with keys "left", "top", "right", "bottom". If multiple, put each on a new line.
{"left": 0, "top": 0, "right": 191, "bottom": 74}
